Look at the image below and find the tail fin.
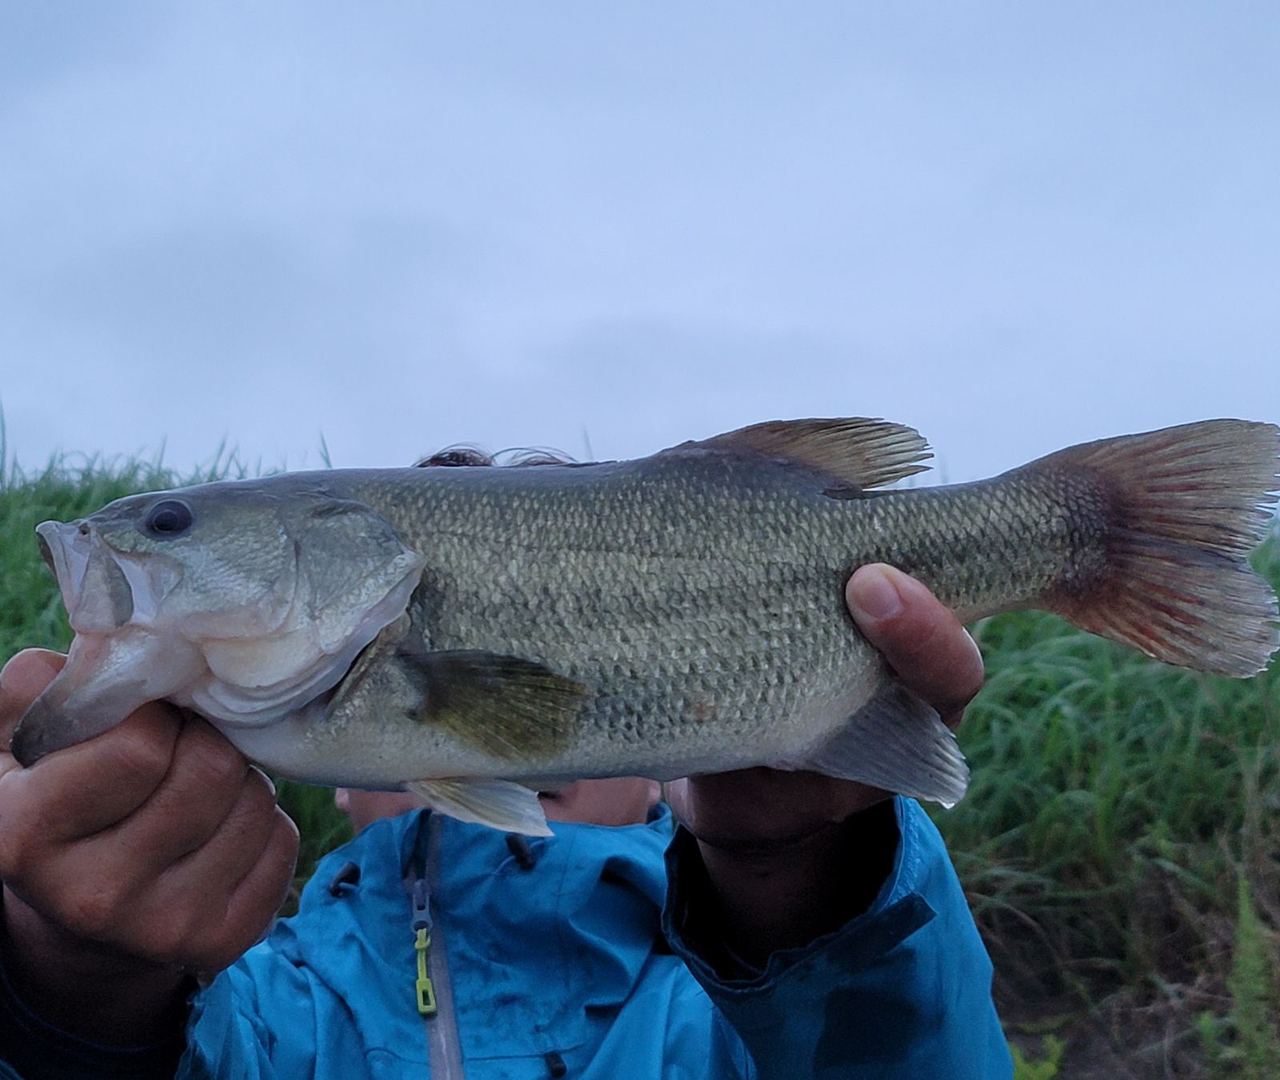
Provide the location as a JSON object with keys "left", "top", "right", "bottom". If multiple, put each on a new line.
{"left": 1037, "top": 420, "right": 1279, "bottom": 677}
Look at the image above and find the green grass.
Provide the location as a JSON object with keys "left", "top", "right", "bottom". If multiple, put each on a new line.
{"left": 934, "top": 539, "right": 1280, "bottom": 1074}
{"left": 1, "top": 454, "right": 1276, "bottom": 1077}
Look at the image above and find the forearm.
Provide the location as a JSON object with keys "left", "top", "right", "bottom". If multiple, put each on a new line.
{"left": 1, "top": 884, "right": 191, "bottom": 1048}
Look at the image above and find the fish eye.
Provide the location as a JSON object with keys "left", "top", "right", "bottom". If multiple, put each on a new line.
{"left": 143, "top": 499, "right": 194, "bottom": 539}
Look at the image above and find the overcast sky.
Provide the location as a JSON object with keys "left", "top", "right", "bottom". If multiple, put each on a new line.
{"left": 2, "top": 2, "right": 1277, "bottom": 484}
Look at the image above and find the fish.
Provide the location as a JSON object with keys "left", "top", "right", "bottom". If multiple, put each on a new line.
{"left": 10, "top": 417, "right": 1280, "bottom": 835}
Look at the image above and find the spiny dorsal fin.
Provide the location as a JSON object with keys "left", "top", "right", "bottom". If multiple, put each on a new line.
{"left": 397, "top": 647, "right": 588, "bottom": 760}
{"left": 670, "top": 418, "right": 932, "bottom": 490}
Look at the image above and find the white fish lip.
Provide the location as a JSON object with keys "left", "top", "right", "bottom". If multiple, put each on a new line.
{"left": 36, "top": 521, "right": 93, "bottom": 612}
{"left": 36, "top": 519, "right": 186, "bottom": 632}
{"left": 36, "top": 520, "right": 139, "bottom": 633}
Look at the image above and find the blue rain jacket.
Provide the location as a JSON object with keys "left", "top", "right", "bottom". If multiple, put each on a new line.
{"left": 177, "top": 798, "right": 1010, "bottom": 1079}
{"left": 0, "top": 798, "right": 1010, "bottom": 1078}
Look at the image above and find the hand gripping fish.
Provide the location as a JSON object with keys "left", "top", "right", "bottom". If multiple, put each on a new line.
{"left": 11, "top": 418, "right": 1280, "bottom": 835}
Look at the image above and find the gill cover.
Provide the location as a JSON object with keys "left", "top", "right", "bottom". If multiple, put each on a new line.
{"left": 10, "top": 483, "right": 426, "bottom": 766}
{"left": 191, "top": 493, "right": 427, "bottom": 722}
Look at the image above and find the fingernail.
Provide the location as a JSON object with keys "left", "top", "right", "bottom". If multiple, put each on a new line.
{"left": 849, "top": 568, "right": 903, "bottom": 621}
{"left": 249, "top": 765, "right": 277, "bottom": 797}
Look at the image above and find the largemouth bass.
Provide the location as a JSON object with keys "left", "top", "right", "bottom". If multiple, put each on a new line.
{"left": 11, "top": 418, "right": 1280, "bottom": 834}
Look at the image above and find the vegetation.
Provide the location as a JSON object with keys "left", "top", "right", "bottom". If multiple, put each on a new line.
{"left": 933, "top": 537, "right": 1279, "bottom": 1077}
{"left": 1, "top": 454, "right": 1276, "bottom": 1077}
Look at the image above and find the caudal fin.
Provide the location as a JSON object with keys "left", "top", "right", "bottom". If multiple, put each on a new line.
{"left": 1036, "top": 419, "right": 1279, "bottom": 677}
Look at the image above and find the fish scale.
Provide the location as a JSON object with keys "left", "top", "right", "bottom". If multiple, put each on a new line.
{"left": 11, "top": 416, "right": 1279, "bottom": 835}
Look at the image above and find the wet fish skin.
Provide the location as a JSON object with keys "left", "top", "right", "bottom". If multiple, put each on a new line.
{"left": 11, "top": 417, "right": 1280, "bottom": 835}
{"left": 241, "top": 422, "right": 1278, "bottom": 790}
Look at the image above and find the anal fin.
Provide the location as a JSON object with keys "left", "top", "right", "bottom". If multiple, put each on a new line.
{"left": 808, "top": 681, "right": 970, "bottom": 807}
{"left": 406, "top": 778, "right": 552, "bottom": 836}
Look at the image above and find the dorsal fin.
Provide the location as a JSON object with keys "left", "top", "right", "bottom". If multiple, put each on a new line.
{"left": 667, "top": 418, "right": 932, "bottom": 489}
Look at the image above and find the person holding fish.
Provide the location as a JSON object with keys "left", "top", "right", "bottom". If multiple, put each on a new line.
{"left": 0, "top": 566, "right": 1008, "bottom": 1078}
{"left": 1, "top": 415, "right": 1276, "bottom": 1077}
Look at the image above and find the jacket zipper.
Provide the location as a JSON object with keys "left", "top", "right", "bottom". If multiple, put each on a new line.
{"left": 408, "top": 814, "right": 466, "bottom": 1079}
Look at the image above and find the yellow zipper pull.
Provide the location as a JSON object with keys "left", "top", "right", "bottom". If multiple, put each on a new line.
{"left": 415, "top": 926, "right": 437, "bottom": 1016}
{"left": 410, "top": 877, "right": 438, "bottom": 1016}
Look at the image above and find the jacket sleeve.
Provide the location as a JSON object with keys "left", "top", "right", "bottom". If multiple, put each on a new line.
{"left": 177, "top": 967, "right": 280, "bottom": 1080}
{"left": 661, "top": 797, "right": 1013, "bottom": 1080}
{"left": 178, "top": 936, "right": 329, "bottom": 1080}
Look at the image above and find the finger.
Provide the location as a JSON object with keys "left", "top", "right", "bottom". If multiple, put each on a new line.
{"left": 151, "top": 792, "right": 297, "bottom": 973}
{"left": 24, "top": 767, "right": 292, "bottom": 968}
{"left": 846, "top": 564, "right": 984, "bottom": 724}
{"left": 0, "top": 702, "right": 183, "bottom": 846}
{"left": 117, "top": 717, "right": 257, "bottom": 867}
{"left": 164, "top": 765, "right": 281, "bottom": 893}
{"left": 208, "top": 809, "right": 299, "bottom": 970}
{"left": 0, "top": 649, "right": 66, "bottom": 745}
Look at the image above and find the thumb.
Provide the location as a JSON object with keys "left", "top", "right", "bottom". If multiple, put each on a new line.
{"left": 845, "top": 565, "right": 983, "bottom": 727}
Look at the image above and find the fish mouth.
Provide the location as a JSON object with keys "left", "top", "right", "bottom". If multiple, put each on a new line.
{"left": 35, "top": 520, "right": 135, "bottom": 634}
{"left": 36, "top": 519, "right": 186, "bottom": 634}
{"left": 35, "top": 527, "right": 58, "bottom": 573}
{"left": 36, "top": 521, "right": 93, "bottom": 607}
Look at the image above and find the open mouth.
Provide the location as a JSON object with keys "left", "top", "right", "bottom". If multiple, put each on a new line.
{"left": 36, "top": 520, "right": 85, "bottom": 591}
{"left": 36, "top": 528, "right": 58, "bottom": 573}
{"left": 36, "top": 520, "right": 139, "bottom": 633}
{"left": 35, "top": 520, "right": 185, "bottom": 633}
{"left": 34, "top": 521, "right": 124, "bottom": 631}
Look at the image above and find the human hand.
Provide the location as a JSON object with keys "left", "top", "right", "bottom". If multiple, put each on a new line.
{"left": 0, "top": 649, "right": 298, "bottom": 1041}
{"left": 667, "top": 564, "right": 983, "bottom": 847}
{"left": 664, "top": 565, "right": 983, "bottom": 958}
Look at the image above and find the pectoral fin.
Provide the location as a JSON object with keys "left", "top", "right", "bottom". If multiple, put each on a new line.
{"left": 398, "top": 648, "right": 588, "bottom": 761}
{"left": 406, "top": 778, "right": 552, "bottom": 836}
{"left": 807, "top": 681, "right": 970, "bottom": 807}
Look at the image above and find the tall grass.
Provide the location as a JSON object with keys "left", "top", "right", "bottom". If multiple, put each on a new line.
{"left": 1, "top": 455, "right": 1276, "bottom": 1076}
{"left": 935, "top": 539, "right": 1280, "bottom": 1074}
